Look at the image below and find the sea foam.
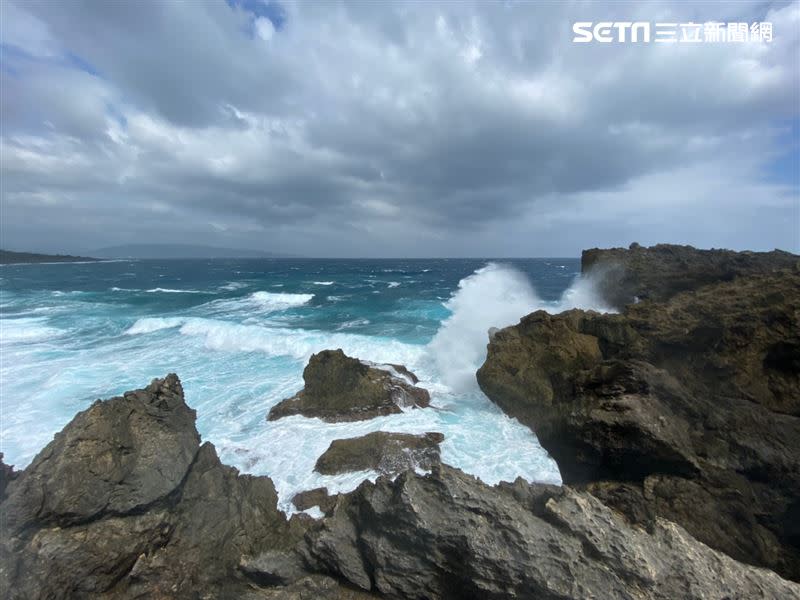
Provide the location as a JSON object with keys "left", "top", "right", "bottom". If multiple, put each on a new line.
{"left": 2, "top": 260, "right": 608, "bottom": 515}
{"left": 427, "top": 262, "right": 613, "bottom": 393}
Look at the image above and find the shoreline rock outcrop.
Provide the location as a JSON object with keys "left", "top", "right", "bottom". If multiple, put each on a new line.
{"left": 314, "top": 431, "right": 444, "bottom": 476}
{"left": 0, "top": 375, "right": 312, "bottom": 599}
{"left": 4, "top": 243, "right": 800, "bottom": 598}
{"left": 582, "top": 242, "right": 798, "bottom": 308}
{"left": 268, "top": 349, "right": 430, "bottom": 422}
{"left": 297, "top": 465, "right": 798, "bottom": 599}
{"left": 478, "top": 244, "right": 800, "bottom": 580}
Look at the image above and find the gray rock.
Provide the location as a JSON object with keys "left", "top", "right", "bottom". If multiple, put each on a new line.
{"left": 268, "top": 349, "right": 430, "bottom": 422}
{"left": 4, "top": 374, "right": 198, "bottom": 532}
{"left": 0, "top": 375, "right": 307, "bottom": 599}
{"left": 314, "top": 431, "right": 444, "bottom": 475}
{"left": 301, "top": 465, "right": 800, "bottom": 599}
{"left": 292, "top": 487, "right": 339, "bottom": 515}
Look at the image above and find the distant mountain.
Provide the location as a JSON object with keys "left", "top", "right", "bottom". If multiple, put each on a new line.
{"left": 91, "top": 244, "right": 294, "bottom": 259}
{"left": 0, "top": 249, "right": 100, "bottom": 264}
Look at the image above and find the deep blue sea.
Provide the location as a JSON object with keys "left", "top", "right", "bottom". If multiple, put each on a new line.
{"left": 0, "top": 258, "right": 610, "bottom": 512}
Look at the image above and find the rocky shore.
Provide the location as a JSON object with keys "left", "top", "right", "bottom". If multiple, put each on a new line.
{"left": 2, "top": 244, "right": 799, "bottom": 599}
{"left": 478, "top": 243, "right": 800, "bottom": 580}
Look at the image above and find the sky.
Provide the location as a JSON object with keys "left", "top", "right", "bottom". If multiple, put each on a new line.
{"left": 1, "top": 0, "right": 798, "bottom": 257}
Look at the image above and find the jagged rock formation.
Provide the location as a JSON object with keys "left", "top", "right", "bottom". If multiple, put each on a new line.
{"left": 0, "top": 375, "right": 335, "bottom": 599}
{"left": 314, "top": 431, "right": 444, "bottom": 475}
{"left": 5, "top": 244, "right": 800, "bottom": 599}
{"left": 268, "top": 349, "right": 430, "bottom": 422}
{"left": 478, "top": 244, "right": 800, "bottom": 580}
{"left": 296, "top": 465, "right": 799, "bottom": 599}
{"left": 582, "top": 242, "right": 798, "bottom": 308}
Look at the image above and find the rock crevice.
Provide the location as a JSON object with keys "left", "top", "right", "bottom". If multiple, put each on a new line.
{"left": 478, "top": 244, "right": 800, "bottom": 580}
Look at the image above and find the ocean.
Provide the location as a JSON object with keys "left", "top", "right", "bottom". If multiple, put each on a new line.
{"left": 0, "top": 258, "right": 610, "bottom": 513}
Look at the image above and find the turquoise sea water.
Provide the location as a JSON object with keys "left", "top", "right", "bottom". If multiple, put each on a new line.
{"left": 0, "top": 258, "right": 608, "bottom": 512}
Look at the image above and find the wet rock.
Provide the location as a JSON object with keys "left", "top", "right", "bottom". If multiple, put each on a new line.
{"left": 314, "top": 431, "right": 444, "bottom": 475}
{"left": 268, "top": 349, "right": 430, "bottom": 422}
{"left": 386, "top": 362, "right": 420, "bottom": 383}
{"left": 300, "top": 465, "right": 799, "bottom": 599}
{"left": 478, "top": 255, "right": 800, "bottom": 579}
{"left": 582, "top": 242, "right": 798, "bottom": 308}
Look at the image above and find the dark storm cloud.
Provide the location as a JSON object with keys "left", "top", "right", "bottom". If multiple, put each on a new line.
{"left": 1, "top": 0, "right": 798, "bottom": 256}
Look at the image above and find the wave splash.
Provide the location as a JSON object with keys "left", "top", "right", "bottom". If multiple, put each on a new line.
{"left": 427, "top": 262, "right": 612, "bottom": 393}
{"left": 427, "top": 263, "right": 541, "bottom": 392}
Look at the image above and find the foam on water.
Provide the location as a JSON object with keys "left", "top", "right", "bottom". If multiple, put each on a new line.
{"left": 125, "top": 317, "right": 186, "bottom": 335}
{"left": 0, "top": 317, "right": 64, "bottom": 343}
{"left": 146, "top": 287, "right": 206, "bottom": 294}
{"left": 1, "top": 259, "right": 611, "bottom": 516}
{"left": 249, "top": 291, "right": 314, "bottom": 309}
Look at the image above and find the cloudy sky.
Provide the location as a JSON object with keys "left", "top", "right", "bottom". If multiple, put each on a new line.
{"left": 1, "top": 0, "right": 798, "bottom": 257}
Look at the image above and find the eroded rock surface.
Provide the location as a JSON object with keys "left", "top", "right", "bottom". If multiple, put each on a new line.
{"left": 582, "top": 242, "right": 797, "bottom": 308}
{"left": 268, "top": 349, "right": 430, "bottom": 422}
{"left": 314, "top": 431, "right": 444, "bottom": 475}
{"left": 299, "top": 465, "right": 799, "bottom": 599}
{"left": 0, "top": 375, "right": 311, "bottom": 599}
{"left": 478, "top": 247, "right": 800, "bottom": 579}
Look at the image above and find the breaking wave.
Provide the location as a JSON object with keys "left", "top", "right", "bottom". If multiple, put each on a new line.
{"left": 125, "top": 316, "right": 423, "bottom": 366}
{"left": 249, "top": 291, "right": 314, "bottom": 310}
{"left": 427, "top": 262, "right": 612, "bottom": 392}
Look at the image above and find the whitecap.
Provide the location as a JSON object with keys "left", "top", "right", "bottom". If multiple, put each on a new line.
{"left": 145, "top": 288, "right": 206, "bottom": 294}
{"left": 124, "top": 317, "right": 185, "bottom": 335}
{"left": 0, "top": 317, "right": 63, "bottom": 343}
{"left": 249, "top": 291, "right": 314, "bottom": 311}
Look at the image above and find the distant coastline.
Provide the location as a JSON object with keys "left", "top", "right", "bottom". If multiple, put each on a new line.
{"left": 0, "top": 249, "right": 101, "bottom": 265}
{"left": 1, "top": 244, "right": 297, "bottom": 263}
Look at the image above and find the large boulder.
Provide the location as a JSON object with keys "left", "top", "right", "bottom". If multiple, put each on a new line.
{"left": 0, "top": 375, "right": 310, "bottom": 599}
{"left": 314, "top": 431, "right": 444, "bottom": 475}
{"left": 268, "top": 349, "right": 430, "bottom": 422}
{"left": 298, "top": 465, "right": 799, "bottom": 599}
{"left": 3, "top": 374, "right": 199, "bottom": 532}
{"left": 478, "top": 256, "right": 800, "bottom": 579}
{"left": 582, "top": 242, "right": 798, "bottom": 308}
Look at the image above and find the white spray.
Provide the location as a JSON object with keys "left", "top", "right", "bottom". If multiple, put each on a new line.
{"left": 427, "top": 262, "right": 613, "bottom": 393}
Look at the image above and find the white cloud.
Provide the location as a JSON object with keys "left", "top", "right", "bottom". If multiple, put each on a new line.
{"left": 0, "top": 0, "right": 797, "bottom": 256}
{"left": 255, "top": 16, "right": 275, "bottom": 41}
